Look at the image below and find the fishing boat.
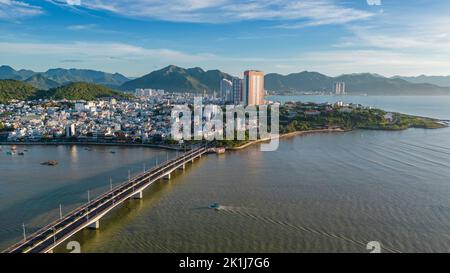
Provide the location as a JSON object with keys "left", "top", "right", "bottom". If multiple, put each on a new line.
{"left": 209, "top": 202, "right": 221, "bottom": 210}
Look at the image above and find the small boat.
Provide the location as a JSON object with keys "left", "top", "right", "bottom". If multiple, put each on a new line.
{"left": 110, "top": 151, "right": 116, "bottom": 154}
{"left": 209, "top": 202, "right": 221, "bottom": 210}
{"left": 18, "top": 152, "right": 25, "bottom": 156}
{"left": 41, "top": 160, "right": 58, "bottom": 166}
{"left": 6, "top": 151, "right": 15, "bottom": 155}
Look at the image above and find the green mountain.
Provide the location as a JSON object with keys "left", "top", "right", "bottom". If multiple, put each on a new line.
{"left": 45, "top": 82, "right": 128, "bottom": 100}
{"left": 0, "top": 80, "right": 38, "bottom": 103}
{"left": 44, "top": 68, "right": 129, "bottom": 88}
{"left": 120, "top": 65, "right": 233, "bottom": 92}
{"left": 265, "top": 71, "right": 333, "bottom": 92}
{"left": 24, "top": 74, "right": 60, "bottom": 90}
{"left": 265, "top": 71, "right": 450, "bottom": 95}
{"left": 1, "top": 80, "right": 127, "bottom": 102}
{"left": 0, "top": 65, "right": 129, "bottom": 88}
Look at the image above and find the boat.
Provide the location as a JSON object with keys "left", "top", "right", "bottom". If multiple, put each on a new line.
{"left": 208, "top": 202, "right": 221, "bottom": 210}
{"left": 18, "top": 152, "right": 25, "bottom": 156}
{"left": 41, "top": 160, "right": 58, "bottom": 166}
{"left": 110, "top": 151, "right": 116, "bottom": 154}
{"left": 6, "top": 151, "right": 15, "bottom": 155}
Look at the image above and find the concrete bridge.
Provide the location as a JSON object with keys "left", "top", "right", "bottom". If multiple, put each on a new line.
{"left": 2, "top": 145, "right": 209, "bottom": 253}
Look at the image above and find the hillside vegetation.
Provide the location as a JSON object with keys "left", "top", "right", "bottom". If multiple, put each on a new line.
{"left": 45, "top": 82, "right": 129, "bottom": 100}
{"left": 0, "top": 80, "right": 128, "bottom": 102}
{"left": 0, "top": 80, "right": 37, "bottom": 103}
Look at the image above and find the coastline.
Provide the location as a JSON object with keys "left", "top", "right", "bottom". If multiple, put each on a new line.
{"left": 1, "top": 123, "right": 446, "bottom": 153}
{"left": 0, "top": 141, "right": 184, "bottom": 151}
{"left": 228, "top": 128, "right": 348, "bottom": 151}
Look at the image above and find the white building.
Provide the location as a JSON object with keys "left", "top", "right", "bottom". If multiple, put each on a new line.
{"left": 220, "top": 79, "right": 233, "bottom": 103}
{"left": 66, "top": 124, "right": 76, "bottom": 137}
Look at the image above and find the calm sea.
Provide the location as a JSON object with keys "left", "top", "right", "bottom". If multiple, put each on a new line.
{"left": 1, "top": 96, "right": 449, "bottom": 253}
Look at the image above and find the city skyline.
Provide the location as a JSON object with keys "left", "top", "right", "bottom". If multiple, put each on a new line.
{"left": 2, "top": 1, "right": 450, "bottom": 77}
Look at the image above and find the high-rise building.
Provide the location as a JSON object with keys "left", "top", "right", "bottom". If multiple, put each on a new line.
{"left": 232, "top": 77, "right": 243, "bottom": 105}
{"left": 243, "top": 70, "right": 265, "bottom": 106}
{"left": 220, "top": 78, "right": 233, "bottom": 102}
{"left": 334, "top": 82, "right": 346, "bottom": 95}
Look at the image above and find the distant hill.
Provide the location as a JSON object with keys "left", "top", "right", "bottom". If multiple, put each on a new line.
{"left": 0, "top": 65, "right": 129, "bottom": 88}
{"left": 265, "top": 71, "right": 333, "bottom": 92}
{"left": 44, "top": 68, "right": 129, "bottom": 88}
{"left": 3, "top": 64, "right": 450, "bottom": 96}
{"left": 24, "top": 74, "right": 60, "bottom": 90}
{"left": 120, "top": 65, "right": 233, "bottom": 92}
{"left": 265, "top": 71, "right": 450, "bottom": 95}
{"left": 393, "top": 75, "right": 450, "bottom": 88}
{"left": 0, "top": 65, "right": 34, "bottom": 81}
{"left": 0, "top": 79, "right": 37, "bottom": 103}
{"left": 45, "top": 82, "right": 128, "bottom": 100}
{"left": 0, "top": 80, "right": 127, "bottom": 102}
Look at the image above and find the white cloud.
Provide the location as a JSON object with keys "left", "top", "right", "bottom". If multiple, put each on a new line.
{"left": 0, "top": 0, "right": 44, "bottom": 20}
{"left": 66, "top": 0, "right": 81, "bottom": 5}
{"left": 0, "top": 41, "right": 213, "bottom": 60}
{"left": 49, "top": 0, "right": 374, "bottom": 26}
{"left": 300, "top": 49, "right": 450, "bottom": 76}
{"left": 67, "top": 24, "right": 97, "bottom": 30}
{"left": 367, "top": 0, "right": 381, "bottom": 6}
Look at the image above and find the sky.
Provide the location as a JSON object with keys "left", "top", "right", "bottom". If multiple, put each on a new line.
{"left": 1, "top": 0, "right": 450, "bottom": 77}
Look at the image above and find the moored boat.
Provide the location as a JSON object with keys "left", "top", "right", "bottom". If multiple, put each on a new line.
{"left": 41, "top": 160, "right": 58, "bottom": 166}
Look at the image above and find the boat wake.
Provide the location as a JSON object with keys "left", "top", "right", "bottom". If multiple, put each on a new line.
{"left": 217, "top": 206, "right": 401, "bottom": 253}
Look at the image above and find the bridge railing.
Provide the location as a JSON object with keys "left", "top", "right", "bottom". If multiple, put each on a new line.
{"left": 2, "top": 145, "right": 207, "bottom": 253}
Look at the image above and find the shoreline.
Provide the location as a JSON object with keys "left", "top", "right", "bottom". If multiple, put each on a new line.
{"left": 1, "top": 124, "right": 446, "bottom": 153}
{"left": 0, "top": 141, "right": 184, "bottom": 151}
{"left": 228, "top": 128, "right": 349, "bottom": 150}
{"left": 0, "top": 129, "right": 348, "bottom": 153}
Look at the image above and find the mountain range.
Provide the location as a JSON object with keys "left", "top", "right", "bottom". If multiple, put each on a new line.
{"left": 0, "top": 80, "right": 127, "bottom": 103}
{"left": 393, "top": 75, "right": 450, "bottom": 88}
{"left": 265, "top": 72, "right": 450, "bottom": 95}
{"left": 2, "top": 64, "right": 450, "bottom": 96}
{"left": 120, "top": 65, "right": 233, "bottom": 92}
{"left": 122, "top": 66, "right": 450, "bottom": 95}
{"left": 0, "top": 65, "right": 129, "bottom": 90}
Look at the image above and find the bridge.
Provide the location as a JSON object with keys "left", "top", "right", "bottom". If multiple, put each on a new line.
{"left": 3, "top": 145, "right": 209, "bottom": 253}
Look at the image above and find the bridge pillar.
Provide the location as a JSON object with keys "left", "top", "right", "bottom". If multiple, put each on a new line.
{"left": 164, "top": 173, "right": 171, "bottom": 180}
{"left": 88, "top": 220, "right": 100, "bottom": 230}
{"left": 178, "top": 163, "right": 185, "bottom": 170}
{"left": 133, "top": 190, "right": 143, "bottom": 199}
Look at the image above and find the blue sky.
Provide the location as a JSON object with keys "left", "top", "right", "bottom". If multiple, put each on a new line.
{"left": 1, "top": 0, "right": 450, "bottom": 77}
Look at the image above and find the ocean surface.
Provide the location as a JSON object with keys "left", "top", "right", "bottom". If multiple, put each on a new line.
{"left": 1, "top": 96, "right": 449, "bottom": 253}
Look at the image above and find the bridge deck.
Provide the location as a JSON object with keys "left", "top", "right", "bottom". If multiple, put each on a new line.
{"left": 3, "top": 146, "right": 208, "bottom": 253}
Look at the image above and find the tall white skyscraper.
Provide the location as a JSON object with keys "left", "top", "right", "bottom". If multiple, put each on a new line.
{"left": 334, "top": 82, "right": 346, "bottom": 95}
